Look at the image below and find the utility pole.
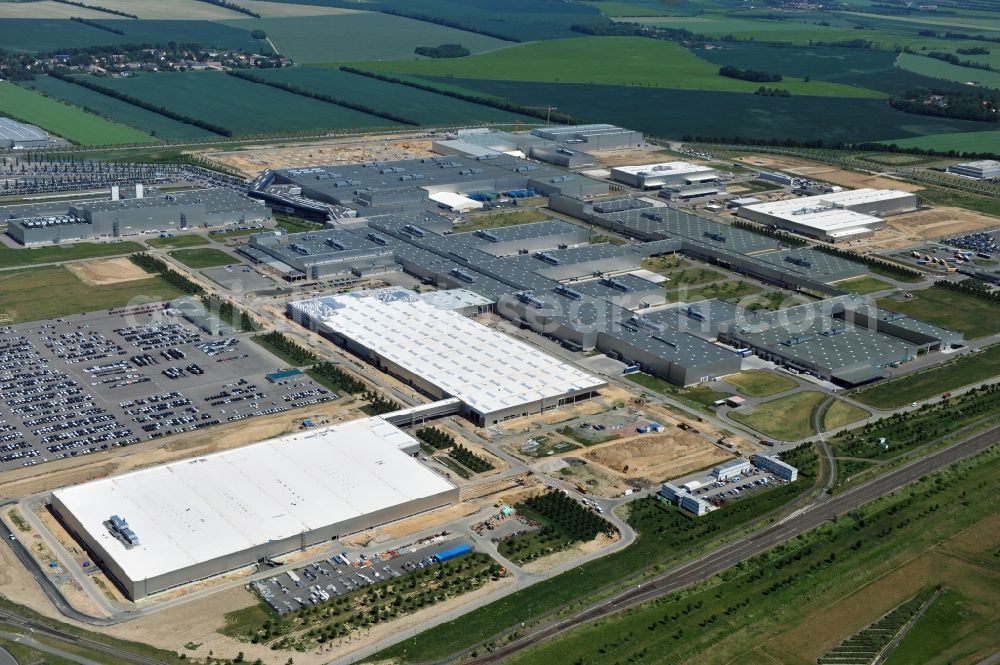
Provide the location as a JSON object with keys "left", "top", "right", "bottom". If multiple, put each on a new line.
{"left": 545, "top": 106, "right": 558, "bottom": 126}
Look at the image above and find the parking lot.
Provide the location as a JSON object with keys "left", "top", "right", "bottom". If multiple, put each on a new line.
{"left": 0, "top": 308, "right": 336, "bottom": 471}
{"left": 691, "top": 467, "right": 787, "bottom": 505}
{"left": 251, "top": 539, "right": 473, "bottom": 616}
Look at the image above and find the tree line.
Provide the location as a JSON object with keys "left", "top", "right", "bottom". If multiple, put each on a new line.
{"left": 719, "top": 65, "right": 782, "bottom": 83}
{"left": 812, "top": 244, "right": 924, "bottom": 279}
{"left": 129, "top": 253, "right": 204, "bottom": 294}
{"left": 191, "top": 0, "right": 261, "bottom": 18}
{"left": 415, "top": 43, "right": 470, "bottom": 59}
{"left": 362, "top": 391, "right": 401, "bottom": 415}
{"left": 310, "top": 361, "right": 366, "bottom": 394}
{"left": 201, "top": 295, "right": 259, "bottom": 331}
{"left": 679, "top": 134, "right": 1000, "bottom": 160}
{"left": 254, "top": 331, "right": 316, "bottom": 365}
{"left": 69, "top": 16, "right": 125, "bottom": 35}
{"left": 889, "top": 89, "right": 1000, "bottom": 123}
{"left": 925, "top": 50, "right": 996, "bottom": 72}
{"left": 415, "top": 427, "right": 456, "bottom": 449}
{"left": 338, "top": 66, "right": 581, "bottom": 125}
{"left": 732, "top": 219, "right": 807, "bottom": 246}
{"left": 226, "top": 70, "right": 421, "bottom": 126}
{"left": 55, "top": 0, "right": 137, "bottom": 18}
{"left": 379, "top": 8, "right": 520, "bottom": 43}
{"left": 934, "top": 278, "right": 1000, "bottom": 304}
{"left": 754, "top": 86, "right": 790, "bottom": 97}
{"left": 48, "top": 69, "right": 233, "bottom": 136}
{"left": 449, "top": 444, "right": 494, "bottom": 473}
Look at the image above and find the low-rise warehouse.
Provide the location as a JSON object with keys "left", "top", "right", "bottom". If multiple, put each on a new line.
{"left": 0, "top": 117, "right": 48, "bottom": 149}
{"left": 713, "top": 458, "right": 753, "bottom": 481}
{"left": 51, "top": 416, "right": 458, "bottom": 600}
{"left": 610, "top": 162, "right": 720, "bottom": 190}
{"left": 752, "top": 454, "right": 798, "bottom": 481}
{"left": 288, "top": 288, "right": 606, "bottom": 425}
{"left": 947, "top": 160, "right": 1000, "bottom": 180}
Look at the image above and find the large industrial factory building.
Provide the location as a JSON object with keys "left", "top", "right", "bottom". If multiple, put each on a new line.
{"left": 51, "top": 417, "right": 458, "bottom": 600}
{"left": 288, "top": 288, "right": 607, "bottom": 425}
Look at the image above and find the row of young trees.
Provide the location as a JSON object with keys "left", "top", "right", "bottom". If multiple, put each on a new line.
{"left": 310, "top": 361, "right": 366, "bottom": 394}
{"left": 48, "top": 69, "right": 233, "bottom": 135}
{"left": 521, "top": 490, "right": 616, "bottom": 542}
{"left": 362, "top": 391, "right": 402, "bottom": 415}
{"left": 55, "top": 0, "right": 137, "bottom": 18}
{"left": 227, "top": 70, "right": 421, "bottom": 126}
{"left": 191, "top": 0, "right": 261, "bottom": 18}
{"left": 338, "top": 67, "right": 580, "bottom": 125}
{"left": 415, "top": 426, "right": 456, "bottom": 449}
{"left": 255, "top": 331, "right": 316, "bottom": 365}
{"left": 719, "top": 65, "right": 782, "bottom": 83}
{"left": 448, "top": 444, "right": 493, "bottom": 473}
{"left": 200, "top": 295, "right": 259, "bottom": 331}
{"left": 414, "top": 43, "right": 470, "bottom": 59}
{"left": 754, "top": 86, "right": 790, "bottom": 97}
{"left": 934, "top": 278, "right": 1000, "bottom": 304}
{"left": 69, "top": 16, "right": 124, "bottom": 35}
{"left": 129, "top": 253, "right": 204, "bottom": 294}
{"left": 926, "top": 50, "right": 996, "bottom": 72}
{"left": 731, "top": 219, "right": 808, "bottom": 246}
{"left": 379, "top": 8, "right": 520, "bottom": 43}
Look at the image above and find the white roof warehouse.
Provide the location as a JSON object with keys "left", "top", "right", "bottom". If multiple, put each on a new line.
{"left": 51, "top": 417, "right": 458, "bottom": 600}
{"left": 288, "top": 289, "right": 606, "bottom": 425}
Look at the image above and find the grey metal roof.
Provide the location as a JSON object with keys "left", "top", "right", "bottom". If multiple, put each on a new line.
{"left": 597, "top": 206, "right": 781, "bottom": 254}
{"left": 0, "top": 117, "right": 47, "bottom": 142}
{"left": 752, "top": 248, "right": 867, "bottom": 283}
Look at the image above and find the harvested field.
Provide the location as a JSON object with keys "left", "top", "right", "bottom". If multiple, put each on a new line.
{"left": 733, "top": 154, "right": 924, "bottom": 192}
{"left": 233, "top": 1, "right": 365, "bottom": 17}
{"left": 64, "top": 257, "right": 150, "bottom": 285}
{"left": 594, "top": 149, "right": 689, "bottom": 167}
{"left": 886, "top": 206, "right": 1000, "bottom": 241}
{"left": 0, "top": 1, "right": 108, "bottom": 19}
{"left": 581, "top": 431, "right": 730, "bottom": 482}
{"left": 203, "top": 138, "right": 434, "bottom": 177}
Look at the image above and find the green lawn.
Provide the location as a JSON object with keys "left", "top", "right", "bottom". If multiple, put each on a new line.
{"left": 729, "top": 390, "right": 826, "bottom": 441}
{"left": 883, "top": 129, "right": 1000, "bottom": 155}
{"left": 145, "top": 234, "right": 209, "bottom": 249}
{"left": 723, "top": 370, "right": 797, "bottom": 397}
{"left": 877, "top": 287, "right": 1000, "bottom": 339}
{"left": 835, "top": 274, "right": 894, "bottom": 294}
{"left": 0, "top": 638, "right": 79, "bottom": 665}
{"left": 0, "top": 81, "right": 153, "bottom": 146}
{"left": 0, "top": 241, "right": 144, "bottom": 269}
{"left": 0, "top": 265, "right": 182, "bottom": 322}
{"left": 627, "top": 372, "right": 732, "bottom": 413}
{"left": 852, "top": 344, "right": 1000, "bottom": 409}
{"left": 168, "top": 248, "right": 237, "bottom": 269}
{"left": 822, "top": 399, "right": 870, "bottom": 431}
{"left": 352, "top": 37, "right": 885, "bottom": 98}
{"left": 454, "top": 210, "right": 550, "bottom": 233}
{"left": 896, "top": 52, "right": 1000, "bottom": 89}
{"left": 884, "top": 589, "right": 997, "bottom": 665}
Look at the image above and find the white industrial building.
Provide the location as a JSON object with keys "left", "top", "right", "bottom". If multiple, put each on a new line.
{"left": 737, "top": 188, "right": 917, "bottom": 242}
{"left": 610, "top": 162, "right": 720, "bottom": 190}
{"left": 51, "top": 417, "right": 458, "bottom": 600}
{"left": 712, "top": 458, "right": 754, "bottom": 481}
{"left": 288, "top": 289, "right": 606, "bottom": 425}
{"left": 752, "top": 454, "right": 799, "bottom": 481}
{"left": 947, "top": 160, "right": 1000, "bottom": 180}
{"left": 659, "top": 482, "right": 713, "bottom": 516}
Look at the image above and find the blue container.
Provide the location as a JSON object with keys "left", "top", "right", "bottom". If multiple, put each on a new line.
{"left": 434, "top": 544, "right": 473, "bottom": 563}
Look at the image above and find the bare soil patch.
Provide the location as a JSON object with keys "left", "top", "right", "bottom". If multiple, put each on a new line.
{"left": 887, "top": 206, "right": 1000, "bottom": 240}
{"left": 520, "top": 532, "right": 619, "bottom": 573}
{"left": 582, "top": 430, "right": 730, "bottom": 482}
{"left": 203, "top": 139, "right": 434, "bottom": 177}
{"left": 734, "top": 154, "right": 924, "bottom": 192}
{"left": 65, "top": 257, "right": 152, "bottom": 285}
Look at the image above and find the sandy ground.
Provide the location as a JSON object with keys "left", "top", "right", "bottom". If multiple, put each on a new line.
{"left": 203, "top": 139, "right": 434, "bottom": 177}
{"left": 343, "top": 502, "right": 479, "bottom": 547}
{"left": 552, "top": 462, "right": 631, "bottom": 498}
{"left": 65, "top": 257, "right": 152, "bottom": 285}
{"left": 594, "top": 149, "right": 695, "bottom": 168}
{"left": 734, "top": 154, "right": 924, "bottom": 192}
{"left": 887, "top": 206, "right": 1000, "bottom": 240}
{"left": 0, "top": 1, "right": 109, "bottom": 18}
{"left": 520, "top": 532, "right": 619, "bottom": 573}
{"left": 581, "top": 430, "right": 731, "bottom": 482}
{"left": 497, "top": 401, "right": 607, "bottom": 435}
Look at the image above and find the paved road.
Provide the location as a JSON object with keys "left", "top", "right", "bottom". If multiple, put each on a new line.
{"left": 0, "top": 629, "right": 106, "bottom": 665}
{"left": 0, "top": 645, "right": 16, "bottom": 665}
{"left": 463, "top": 425, "right": 999, "bottom": 664}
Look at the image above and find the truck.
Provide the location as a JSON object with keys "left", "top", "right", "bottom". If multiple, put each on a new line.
{"left": 623, "top": 365, "right": 640, "bottom": 374}
{"left": 287, "top": 571, "right": 300, "bottom": 584}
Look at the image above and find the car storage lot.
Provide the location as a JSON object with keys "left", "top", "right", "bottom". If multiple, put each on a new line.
{"left": 0, "top": 305, "right": 335, "bottom": 472}
{"left": 251, "top": 539, "right": 474, "bottom": 616}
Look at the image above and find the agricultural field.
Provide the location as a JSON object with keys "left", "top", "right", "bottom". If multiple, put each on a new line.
{"left": 500, "top": 449, "right": 999, "bottom": 665}
{"left": 418, "top": 78, "right": 996, "bottom": 144}
{"left": 723, "top": 370, "right": 797, "bottom": 398}
{"left": 0, "top": 265, "right": 182, "bottom": 323}
{"left": 224, "top": 13, "right": 511, "bottom": 63}
{"left": 19, "top": 76, "right": 216, "bottom": 140}
{"left": 0, "top": 82, "right": 153, "bottom": 146}
{"left": 821, "top": 399, "right": 869, "bottom": 431}
{"left": 248, "top": 67, "right": 534, "bottom": 124}
{"left": 877, "top": 287, "right": 1000, "bottom": 339}
{"left": 84, "top": 72, "right": 398, "bottom": 135}
{"left": 896, "top": 53, "right": 1000, "bottom": 90}
{"left": 0, "top": 18, "right": 265, "bottom": 54}
{"left": 852, "top": 345, "right": 1000, "bottom": 409}
{"left": 356, "top": 37, "right": 884, "bottom": 98}
{"left": 729, "top": 390, "right": 826, "bottom": 441}
{"left": 0, "top": 241, "right": 145, "bottom": 269}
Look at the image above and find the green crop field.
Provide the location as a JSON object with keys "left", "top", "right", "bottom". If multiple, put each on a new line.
{"left": 357, "top": 37, "right": 885, "bottom": 98}
{"left": 249, "top": 67, "right": 534, "bottom": 124}
{"left": 0, "top": 18, "right": 265, "bottom": 54}
{"left": 853, "top": 345, "right": 1000, "bottom": 409}
{"left": 168, "top": 248, "right": 237, "bottom": 268}
{"left": 729, "top": 390, "right": 826, "bottom": 441}
{"left": 0, "top": 265, "right": 182, "bottom": 323}
{"left": 88, "top": 72, "right": 398, "bottom": 135}
{"left": 19, "top": 76, "right": 216, "bottom": 140}
{"left": 822, "top": 399, "right": 869, "bottom": 431}
{"left": 417, "top": 78, "right": 996, "bottom": 143}
{"left": 627, "top": 371, "right": 732, "bottom": 413}
{"left": 224, "top": 13, "right": 511, "bottom": 63}
{"left": 586, "top": 1, "right": 683, "bottom": 17}
{"left": 877, "top": 288, "right": 1000, "bottom": 339}
{"left": 145, "top": 234, "right": 209, "bottom": 249}
{"left": 0, "top": 82, "right": 153, "bottom": 146}
{"left": 723, "top": 370, "right": 797, "bottom": 397}
{"left": 834, "top": 275, "right": 894, "bottom": 294}
{"left": 884, "top": 589, "right": 997, "bottom": 665}
{"left": 0, "top": 241, "right": 145, "bottom": 269}
{"left": 896, "top": 53, "right": 1000, "bottom": 90}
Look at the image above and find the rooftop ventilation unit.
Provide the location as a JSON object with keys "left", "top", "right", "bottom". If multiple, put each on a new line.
{"left": 449, "top": 268, "right": 476, "bottom": 283}
{"left": 535, "top": 252, "right": 560, "bottom": 265}
{"left": 784, "top": 256, "right": 811, "bottom": 267}
{"left": 600, "top": 277, "right": 630, "bottom": 292}
{"left": 366, "top": 232, "right": 388, "bottom": 246}
{"left": 516, "top": 292, "right": 546, "bottom": 309}
{"left": 628, "top": 315, "right": 664, "bottom": 332}
{"left": 403, "top": 224, "right": 426, "bottom": 237}
{"left": 458, "top": 168, "right": 484, "bottom": 175}
{"left": 554, "top": 285, "right": 583, "bottom": 300}
{"left": 781, "top": 334, "right": 815, "bottom": 346}
{"left": 685, "top": 307, "right": 705, "bottom": 322}
{"left": 476, "top": 154, "right": 499, "bottom": 161}
{"left": 325, "top": 238, "right": 347, "bottom": 250}
{"left": 513, "top": 165, "right": 539, "bottom": 172}
{"left": 475, "top": 230, "right": 499, "bottom": 242}
{"left": 290, "top": 243, "right": 310, "bottom": 255}
{"left": 821, "top": 327, "right": 846, "bottom": 337}
{"left": 704, "top": 231, "right": 726, "bottom": 242}
{"left": 642, "top": 211, "right": 663, "bottom": 221}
